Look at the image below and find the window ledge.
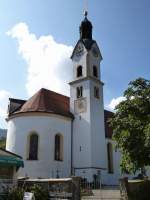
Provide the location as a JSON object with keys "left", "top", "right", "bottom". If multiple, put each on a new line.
{"left": 26, "top": 159, "right": 39, "bottom": 161}
{"left": 54, "top": 160, "right": 63, "bottom": 162}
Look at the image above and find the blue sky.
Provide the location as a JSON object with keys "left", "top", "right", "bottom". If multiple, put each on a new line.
{"left": 0, "top": 0, "right": 150, "bottom": 128}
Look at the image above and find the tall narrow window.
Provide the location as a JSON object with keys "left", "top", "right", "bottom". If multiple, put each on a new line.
{"left": 93, "top": 66, "right": 98, "bottom": 78}
{"left": 28, "top": 134, "right": 38, "bottom": 160}
{"left": 77, "top": 66, "right": 83, "bottom": 77}
{"left": 94, "top": 87, "right": 99, "bottom": 99}
{"left": 107, "top": 142, "right": 114, "bottom": 173}
{"left": 76, "top": 86, "right": 83, "bottom": 98}
{"left": 55, "top": 134, "right": 63, "bottom": 161}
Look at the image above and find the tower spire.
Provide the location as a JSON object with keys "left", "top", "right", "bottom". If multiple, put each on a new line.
{"left": 80, "top": 1, "right": 93, "bottom": 40}
{"left": 84, "top": 0, "right": 88, "bottom": 17}
{"left": 84, "top": 10, "right": 88, "bottom": 18}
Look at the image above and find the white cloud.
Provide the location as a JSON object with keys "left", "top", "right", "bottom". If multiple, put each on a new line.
{"left": 107, "top": 96, "right": 126, "bottom": 111}
{"left": 7, "top": 22, "right": 73, "bottom": 97}
{"left": 0, "top": 90, "right": 12, "bottom": 128}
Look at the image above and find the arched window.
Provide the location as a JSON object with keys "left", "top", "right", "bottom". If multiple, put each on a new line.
{"left": 107, "top": 142, "right": 114, "bottom": 174}
{"left": 76, "top": 86, "right": 83, "bottom": 98}
{"left": 93, "top": 66, "right": 98, "bottom": 78}
{"left": 77, "top": 66, "right": 83, "bottom": 77}
{"left": 94, "top": 86, "right": 99, "bottom": 99}
{"left": 55, "top": 134, "right": 63, "bottom": 161}
{"left": 28, "top": 134, "right": 38, "bottom": 160}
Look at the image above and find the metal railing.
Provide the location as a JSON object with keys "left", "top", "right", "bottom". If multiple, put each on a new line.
{"left": 81, "top": 178, "right": 102, "bottom": 197}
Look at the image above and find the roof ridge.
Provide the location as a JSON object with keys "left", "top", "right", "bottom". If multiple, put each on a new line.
{"left": 39, "top": 88, "right": 70, "bottom": 99}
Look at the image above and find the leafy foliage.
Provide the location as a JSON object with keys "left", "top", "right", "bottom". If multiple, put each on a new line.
{"left": 6, "top": 187, "right": 24, "bottom": 200}
{"left": 3, "top": 184, "right": 49, "bottom": 200}
{"left": 110, "top": 78, "right": 150, "bottom": 174}
{"left": 0, "top": 138, "right": 6, "bottom": 149}
{"left": 29, "top": 184, "right": 49, "bottom": 200}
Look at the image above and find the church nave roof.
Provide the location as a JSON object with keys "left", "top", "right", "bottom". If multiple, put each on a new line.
{"left": 8, "top": 88, "right": 74, "bottom": 119}
{"left": 8, "top": 88, "right": 113, "bottom": 138}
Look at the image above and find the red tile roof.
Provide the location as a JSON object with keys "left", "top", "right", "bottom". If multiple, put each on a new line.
{"left": 9, "top": 88, "right": 74, "bottom": 119}
{"left": 8, "top": 88, "right": 114, "bottom": 138}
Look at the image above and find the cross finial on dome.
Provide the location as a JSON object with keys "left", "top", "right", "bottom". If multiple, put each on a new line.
{"left": 79, "top": 0, "right": 92, "bottom": 40}
{"left": 84, "top": 0, "right": 88, "bottom": 17}
{"left": 84, "top": 10, "right": 88, "bottom": 18}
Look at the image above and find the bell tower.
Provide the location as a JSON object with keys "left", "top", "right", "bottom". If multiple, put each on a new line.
{"left": 70, "top": 12, "right": 107, "bottom": 181}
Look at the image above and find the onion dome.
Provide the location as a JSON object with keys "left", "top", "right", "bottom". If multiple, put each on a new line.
{"left": 80, "top": 11, "right": 93, "bottom": 40}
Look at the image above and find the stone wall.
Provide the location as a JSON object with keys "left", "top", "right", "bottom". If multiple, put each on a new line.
{"left": 18, "top": 176, "right": 81, "bottom": 200}
{"left": 120, "top": 177, "right": 150, "bottom": 200}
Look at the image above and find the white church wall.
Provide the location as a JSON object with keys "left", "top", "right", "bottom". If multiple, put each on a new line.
{"left": 72, "top": 45, "right": 87, "bottom": 80}
{"left": 6, "top": 113, "right": 72, "bottom": 178}
{"left": 70, "top": 78, "right": 104, "bottom": 181}
{"left": 102, "top": 138, "right": 122, "bottom": 185}
{"left": 70, "top": 80, "right": 92, "bottom": 169}
{"left": 90, "top": 80, "right": 107, "bottom": 170}
{"left": 70, "top": 78, "right": 107, "bottom": 181}
{"left": 87, "top": 44, "right": 101, "bottom": 79}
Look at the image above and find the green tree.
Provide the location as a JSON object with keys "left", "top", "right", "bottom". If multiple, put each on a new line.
{"left": 110, "top": 78, "right": 150, "bottom": 175}
{"left": 0, "top": 138, "right": 6, "bottom": 149}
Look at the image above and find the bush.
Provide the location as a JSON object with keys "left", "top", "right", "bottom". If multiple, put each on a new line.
{"left": 29, "top": 184, "right": 49, "bottom": 200}
{"left": 3, "top": 187, "right": 24, "bottom": 200}
{"left": 3, "top": 184, "right": 49, "bottom": 200}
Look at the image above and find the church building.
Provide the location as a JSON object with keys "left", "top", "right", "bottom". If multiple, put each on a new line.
{"left": 6, "top": 13, "right": 121, "bottom": 185}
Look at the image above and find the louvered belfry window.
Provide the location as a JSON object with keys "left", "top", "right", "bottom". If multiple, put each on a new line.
{"left": 93, "top": 66, "right": 98, "bottom": 77}
{"left": 77, "top": 65, "right": 83, "bottom": 77}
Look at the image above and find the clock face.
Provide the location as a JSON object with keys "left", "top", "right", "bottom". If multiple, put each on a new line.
{"left": 92, "top": 47, "right": 99, "bottom": 57}
{"left": 78, "top": 101, "right": 84, "bottom": 109}
{"left": 74, "top": 98, "right": 87, "bottom": 114}
{"left": 75, "top": 44, "right": 84, "bottom": 57}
